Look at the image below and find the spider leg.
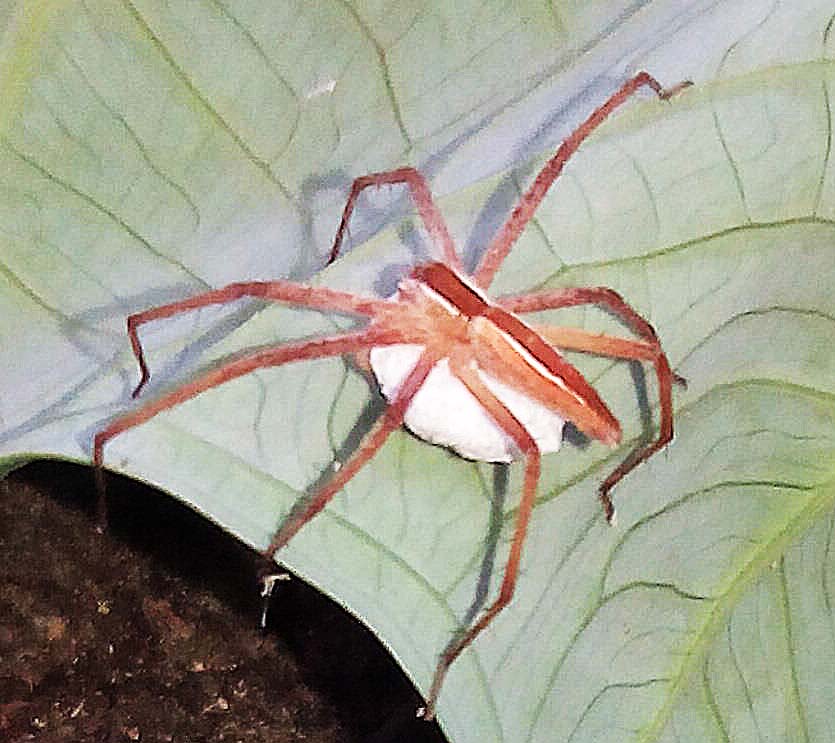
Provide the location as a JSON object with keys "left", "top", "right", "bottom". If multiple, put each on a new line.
{"left": 328, "top": 166, "right": 462, "bottom": 271}
{"left": 93, "top": 328, "right": 401, "bottom": 524}
{"left": 421, "top": 359, "right": 540, "bottom": 721}
{"left": 498, "top": 285, "right": 685, "bottom": 383}
{"left": 473, "top": 72, "right": 692, "bottom": 289}
{"left": 125, "top": 281, "right": 389, "bottom": 398}
{"left": 263, "top": 350, "right": 438, "bottom": 559}
{"left": 531, "top": 322, "right": 676, "bottom": 522}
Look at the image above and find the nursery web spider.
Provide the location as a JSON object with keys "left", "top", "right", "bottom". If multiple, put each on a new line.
{"left": 94, "top": 72, "right": 690, "bottom": 720}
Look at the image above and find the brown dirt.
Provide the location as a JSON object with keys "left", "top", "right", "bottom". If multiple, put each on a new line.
{"left": 0, "top": 461, "right": 449, "bottom": 743}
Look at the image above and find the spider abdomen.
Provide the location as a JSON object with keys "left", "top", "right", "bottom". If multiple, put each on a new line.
{"left": 369, "top": 344, "right": 564, "bottom": 462}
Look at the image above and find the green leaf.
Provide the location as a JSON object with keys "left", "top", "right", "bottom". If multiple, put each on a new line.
{"left": 2, "top": 2, "right": 835, "bottom": 742}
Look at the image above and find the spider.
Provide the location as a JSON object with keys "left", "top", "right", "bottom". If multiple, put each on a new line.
{"left": 93, "top": 72, "right": 691, "bottom": 721}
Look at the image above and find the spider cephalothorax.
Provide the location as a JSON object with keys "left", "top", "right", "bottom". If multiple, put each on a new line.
{"left": 370, "top": 261, "right": 620, "bottom": 464}
{"left": 93, "top": 72, "right": 690, "bottom": 720}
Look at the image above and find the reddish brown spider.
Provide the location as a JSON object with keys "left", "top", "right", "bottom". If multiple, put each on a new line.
{"left": 93, "top": 72, "right": 690, "bottom": 720}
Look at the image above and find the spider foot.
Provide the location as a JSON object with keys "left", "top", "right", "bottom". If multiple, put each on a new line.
{"left": 416, "top": 702, "right": 436, "bottom": 722}
{"left": 673, "top": 372, "right": 688, "bottom": 389}
{"left": 599, "top": 489, "right": 617, "bottom": 526}
{"left": 258, "top": 571, "right": 290, "bottom": 629}
{"left": 659, "top": 79, "right": 694, "bottom": 100}
{"left": 131, "top": 375, "right": 149, "bottom": 399}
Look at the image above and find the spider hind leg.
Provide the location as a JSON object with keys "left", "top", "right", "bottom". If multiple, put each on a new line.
{"left": 420, "top": 358, "right": 542, "bottom": 721}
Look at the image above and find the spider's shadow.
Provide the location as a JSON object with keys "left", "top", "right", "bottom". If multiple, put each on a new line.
{"left": 296, "top": 70, "right": 625, "bottom": 276}
{"left": 273, "top": 400, "right": 512, "bottom": 669}
{"left": 274, "top": 354, "right": 655, "bottom": 640}
{"left": 464, "top": 464, "right": 510, "bottom": 628}
{"left": 612, "top": 360, "right": 657, "bottom": 475}
{"left": 276, "top": 368, "right": 388, "bottom": 533}
{"left": 562, "top": 358, "right": 656, "bottom": 472}
{"left": 440, "top": 361, "right": 652, "bottom": 650}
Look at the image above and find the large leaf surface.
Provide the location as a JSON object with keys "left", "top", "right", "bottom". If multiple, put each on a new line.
{"left": 2, "top": 2, "right": 835, "bottom": 741}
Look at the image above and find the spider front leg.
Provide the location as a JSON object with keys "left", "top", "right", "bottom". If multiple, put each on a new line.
{"left": 258, "top": 350, "right": 438, "bottom": 643}
{"left": 93, "top": 327, "right": 399, "bottom": 525}
{"left": 473, "top": 72, "right": 692, "bottom": 289}
{"left": 328, "top": 166, "right": 462, "bottom": 271}
{"left": 501, "top": 282, "right": 685, "bottom": 520}
{"left": 124, "top": 282, "right": 388, "bottom": 398}
{"left": 499, "top": 285, "right": 679, "bottom": 360}
{"left": 263, "top": 350, "right": 438, "bottom": 559}
{"left": 420, "top": 358, "right": 541, "bottom": 721}
{"left": 529, "top": 322, "right": 679, "bottom": 522}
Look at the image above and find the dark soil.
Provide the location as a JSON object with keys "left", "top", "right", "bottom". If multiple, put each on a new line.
{"left": 0, "top": 461, "right": 449, "bottom": 743}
